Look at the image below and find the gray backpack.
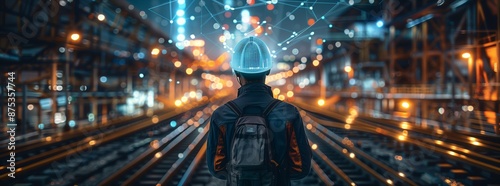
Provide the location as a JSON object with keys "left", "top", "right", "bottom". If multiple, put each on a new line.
{"left": 225, "top": 99, "right": 281, "bottom": 186}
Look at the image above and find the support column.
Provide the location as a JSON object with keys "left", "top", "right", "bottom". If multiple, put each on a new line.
{"left": 420, "top": 22, "right": 429, "bottom": 127}
{"left": 102, "top": 103, "right": 107, "bottom": 124}
{"left": 169, "top": 71, "right": 176, "bottom": 102}
{"left": 422, "top": 22, "right": 428, "bottom": 127}
{"left": 51, "top": 62, "right": 58, "bottom": 129}
{"left": 411, "top": 25, "right": 418, "bottom": 84}
{"left": 496, "top": 0, "right": 500, "bottom": 134}
{"left": 126, "top": 69, "right": 132, "bottom": 94}
{"left": 439, "top": 20, "right": 447, "bottom": 93}
{"left": 183, "top": 76, "right": 189, "bottom": 94}
{"left": 37, "top": 105, "right": 42, "bottom": 130}
{"left": 159, "top": 79, "right": 165, "bottom": 95}
{"left": 64, "top": 52, "right": 71, "bottom": 131}
{"left": 91, "top": 98, "right": 97, "bottom": 125}
{"left": 422, "top": 23, "right": 428, "bottom": 85}
{"left": 467, "top": 2, "right": 476, "bottom": 99}
{"left": 112, "top": 97, "right": 117, "bottom": 119}
{"left": 91, "top": 58, "right": 98, "bottom": 125}
{"left": 79, "top": 95, "right": 84, "bottom": 120}
{"left": 389, "top": 26, "right": 396, "bottom": 88}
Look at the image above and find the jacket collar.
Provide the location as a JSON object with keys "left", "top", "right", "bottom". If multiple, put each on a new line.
{"left": 237, "top": 82, "right": 273, "bottom": 97}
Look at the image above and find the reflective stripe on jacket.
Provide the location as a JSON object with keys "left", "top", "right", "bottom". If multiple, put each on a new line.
{"left": 206, "top": 82, "right": 312, "bottom": 183}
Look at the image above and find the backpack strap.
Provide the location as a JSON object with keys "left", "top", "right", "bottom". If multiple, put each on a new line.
{"left": 262, "top": 99, "right": 281, "bottom": 117}
{"left": 226, "top": 101, "right": 242, "bottom": 116}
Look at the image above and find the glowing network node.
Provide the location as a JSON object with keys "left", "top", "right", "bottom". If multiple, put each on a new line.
{"left": 376, "top": 20, "right": 384, "bottom": 27}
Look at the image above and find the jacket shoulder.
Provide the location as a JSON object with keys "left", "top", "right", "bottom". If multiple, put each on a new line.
{"left": 270, "top": 101, "right": 301, "bottom": 121}
{"left": 211, "top": 102, "right": 238, "bottom": 125}
{"left": 274, "top": 101, "right": 299, "bottom": 112}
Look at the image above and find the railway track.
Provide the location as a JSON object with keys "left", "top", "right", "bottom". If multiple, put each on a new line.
{"left": 8, "top": 95, "right": 498, "bottom": 186}
{"left": 98, "top": 116, "right": 334, "bottom": 185}
{"left": 295, "top": 101, "right": 500, "bottom": 185}
{"left": 0, "top": 110, "right": 164, "bottom": 163}
{"left": 1, "top": 96, "right": 220, "bottom": 185}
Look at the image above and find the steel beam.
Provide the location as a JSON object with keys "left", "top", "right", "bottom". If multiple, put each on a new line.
{"left": 496, "top": 0, "right": 500, "bottom": 134}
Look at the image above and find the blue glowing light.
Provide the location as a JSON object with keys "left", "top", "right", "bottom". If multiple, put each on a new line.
{"left": 100, "top": 76, "right": 107, "bottom": 83}
{"left": 176, "top": 17, "right": 186, "bottom": 25}
{"left": 170, "top": 121, "right": 177, "bottom": 127}
{"left": 178, "top": 27, "right": 185, "bottom": 33}
{"left": 376, "top": 20, "right": 384, "bottom": 28}
{"left": 176, "top": 10, "right": 185, "bottom": 17}
{"left": 177, "top": 34, "right": 186, "bottom": 41}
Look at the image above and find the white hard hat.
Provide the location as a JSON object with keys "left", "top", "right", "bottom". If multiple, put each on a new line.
{"left": 230, "top": 37, "right": 272, "bottom": 74}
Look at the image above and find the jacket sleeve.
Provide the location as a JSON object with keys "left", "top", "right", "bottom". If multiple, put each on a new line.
{"left": 287, "top": 107, "right": 312, "bottom": 180}
{"left": 206, "top": 115, "right": 228, "bottom": 179}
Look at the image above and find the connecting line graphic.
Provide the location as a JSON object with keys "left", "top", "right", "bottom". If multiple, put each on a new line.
{"left": 148, "top": 0, "right": 177, "bottom": 21}
{"left": 145, "top": 0, "right": 373, "bottom": 61}
{"left": 148, "top": 0, "right": 197, "bottom": 21}
{"left": 278, "top": 2, "right": 344, "bottom": 47}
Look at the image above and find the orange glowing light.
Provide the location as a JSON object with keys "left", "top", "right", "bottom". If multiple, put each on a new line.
{"left": 186, "top": 68, "right": 193, "bottom": 75}
{"left": 155, "top": 152, "right": 162, "bottom": 158}
{"left": 345, "top": 124, "right": 351, "bottom": 129}
{"left": 219, "top": 35, "right": 226, "bottom": 43}
{"left": 306, "top": 123, "right": 313, "bottom": 130}
{"left": 317, "top": 99, "right": 325, "bottom": 106}
{"left": 313, "top": 60, "right": 320, "bottom": 66}
{"left": 174, "top": 61, "right": 182, "bottom": 68}
{"left": 316, "top": 38, "right": 323, "bottom": 45}
{"left": 189, "top": 40, "right": 205, "bottom": 47}
{"left": 344, "top": 66, "right": 352, "bottom": 72}
{"left": 267, "top": 4, "right": 274, "bottom": 10}
{"left": 401, "top": 101, "right": 410, "bottom": 109}
{"left": 462, "top": 52, "right": 471, "bottom": 59}
{"left": 307, "top": 18, "right": 315, "bottom": 26}
{"left": 278, "top": 95, "right": 285, "bottom": 100}
{"left": 192, "top": 49, "right": 200, "bottom": 56}
{"left": 70, "top": 33, "right": 80, "bottom": 41}
{"left": 250, "top": 16, "right": 260, "bottom": 25}
{"left": 150, "top": 140, "right": 160, "bottom": 149}
{"left": 311, "top": 144, "right": 317, "bottom": 150}
{"left": 152, "top": 115, "right": 159, "bottom": 124}
{"left": 255, "top": 26, "right": 263, "bottom": 35}
{"left": 175, "top": 100, "right": 182, "bottom": 107}
{"left": 151, "top": 48, "right": 160, "bottom": 55}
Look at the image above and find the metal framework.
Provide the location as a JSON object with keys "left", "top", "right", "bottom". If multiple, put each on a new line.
{"left": 384, "top": 0, "right": 500, "bottom": 133}
{"left": 0, "top": 0, "right": 195, "bottom": 132}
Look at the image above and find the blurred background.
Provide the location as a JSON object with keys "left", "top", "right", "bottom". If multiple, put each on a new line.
{"left": 1, "top": 0, "right": 499, "bottom": 185}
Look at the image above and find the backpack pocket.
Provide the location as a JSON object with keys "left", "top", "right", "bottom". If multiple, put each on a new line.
{"left": 231, "top": 123, "right": 266, "bottom": 169}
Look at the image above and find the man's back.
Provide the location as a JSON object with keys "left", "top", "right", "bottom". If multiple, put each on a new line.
{"left": 207, "top": 83, "right": 312, "bottom": 185}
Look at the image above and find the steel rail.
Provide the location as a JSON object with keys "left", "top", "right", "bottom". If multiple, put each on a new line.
{"left": 309, "top": 141, "right": 352, "bottom": 186}
{"left": 0, "top": 100, "right": 211, "bottom": 180}
{"left": 305, "top": 108, "right": 500, "bottom": 174}
{"left": 157, "top": 122, "right": 210, "bottom": 185}
{"left": 121, "top": 125, "right": 198, "bottom": 185}
{"left": 309, "top": 128, "right": 391, "bottom": 186}
{"left": 177, "top": 142, "right": 207, "bottom": 186}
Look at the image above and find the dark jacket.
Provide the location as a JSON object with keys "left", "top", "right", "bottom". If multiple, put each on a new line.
{"left": 207, "top": 82, "right": 312, "bottom": 185}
